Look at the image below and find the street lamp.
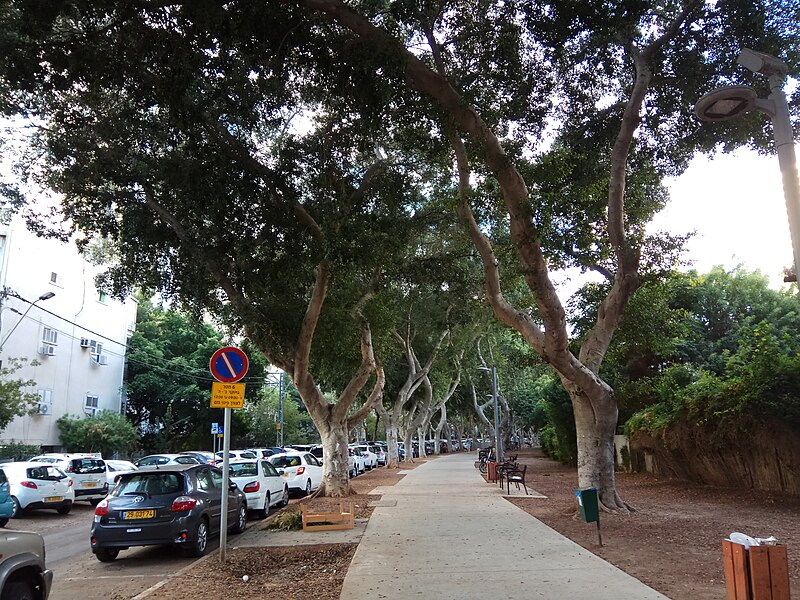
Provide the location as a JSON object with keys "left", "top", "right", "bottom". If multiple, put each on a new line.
{"left": 694, "top": 49, "right": 800, "bottom": 282}
{"left": 477, "top": 365, "right": 503, "bottom": 462}
{"left": 0, "top": 291, "right": 56, "bottom": 352}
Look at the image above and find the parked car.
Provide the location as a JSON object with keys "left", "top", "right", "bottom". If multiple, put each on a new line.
{"left": 105, "top": 460, "right": 138, "bottom": 489}
{"left": 228, "top": 460, "right": 289, "bottom": 519}
{"left": 29, "top": 454, "right": 108, "bottom": 504}
{"left": 267, "top": 452, "right": 323, "bottom": 496}
{"left": 352, "top": 445, "right": 377, "bottom": 470}
{"left": 0, "top": 529, "right": 53, "bottom": 600}
{"left": 0, "top": 468, "right": 13, "bottom": 527}
{"left": 135, "top": 454, "right": 201, "bottom": 468}
{"left": 247, "top": 448, "right": 276, "bottom": 460}
{"left": 214, "top": 450, "right": 257, "bottom": 463}
{"left": 309, "top": 446, "right": 324, "bottom": 463}
{"left": 90, "top": 463, "right": 248, "bottom": 561}
{"left": 348, "top": 448, "right": 366, "bottom": 477}
{"left": 0, "top": 462, "right": 74, "bottom": 517}
{"left": 178, "top": 451, "right": 216, "bottom": 464}
{"left": 369, "top": 445, "right": 386, "bottom": 466}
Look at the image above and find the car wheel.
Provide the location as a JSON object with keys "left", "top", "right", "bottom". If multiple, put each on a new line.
{"left": 9, "top": 497, "right": 22, "bottom": 518}
{"left": 0, "top": 517, "right": 7, "bottom": 528}
{"left": 94, "top": 548, "right": 120, "bottom": 562}
{"left": 57, "top": 504, "right": 72, "bottom": 515}
{"left": 256, "top": 493, "right": 269, "bottom": 519}
{"left": 0, "top": 580, "right": 35, "bottom": 600}
{"left": 350, "top": 466, "right": 357, "bottom": 478}
{"left": 278, "top": 485, "right": 289, "bottom": 508}
{"left": 186, "top": 519, "right": 209, "bottom": 557}
{"left": 231, "top": 503, "right": 247, "bottom": 534}
{"left": 304, "top": 479, "right": 312, "bottom": 496}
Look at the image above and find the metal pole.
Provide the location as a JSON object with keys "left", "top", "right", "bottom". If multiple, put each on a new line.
{"left": 768, "top": 73, "right": 800, "bottom": 283}
{"left": 278, "top": 376, "right": 284, "bottom": 447}
{"left": 219, "top": 406, "right": 231, "bottom": 562}
{"left": 492, "top": 367, "right": 502, "bottom": 462}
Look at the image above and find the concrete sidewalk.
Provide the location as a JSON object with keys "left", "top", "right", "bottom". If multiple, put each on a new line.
{"left": 339, "top": 452, "right": 669, "bottom": 600}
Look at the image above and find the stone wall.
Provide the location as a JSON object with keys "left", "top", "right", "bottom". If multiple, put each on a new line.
{"left": 622, "top": 419, "right": 800, "bottom": 496}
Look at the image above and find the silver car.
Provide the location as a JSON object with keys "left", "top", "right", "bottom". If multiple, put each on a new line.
{"left": 0, "top": 530, "right": 53, "bottom": 599}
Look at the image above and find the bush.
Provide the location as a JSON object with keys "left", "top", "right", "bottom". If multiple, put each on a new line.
{"left": 0, "top": 441, "right": 41, "bottom": 461}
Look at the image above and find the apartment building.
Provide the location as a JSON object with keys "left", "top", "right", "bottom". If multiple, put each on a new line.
{"left": 0, "top": 218, "right": 137, "bottom": 451}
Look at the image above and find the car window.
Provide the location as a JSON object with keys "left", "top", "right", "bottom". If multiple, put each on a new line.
{"left": 229, "top": 462, "right": 258, "bottom": 477}
{"left": 196, "top": 469, "right": 213, "bottom": 492}
{"left": 115, "top": 473, "right": 184, "bottom": 496}
{"left": 175, "top": 456, "right": 199, "bottom": 464}
{"left": 30, "top": 456, "right": 60, "bottom": 464}
{"left": 27, "top": 465, "right": 67, "bottom": 480}
{"left": 210, "top": 469, "right": 224, "bottom": 489}
{"left": 305, "top": 454, "right": 320, "bottom": 467}
{"left": 239, "top": 452, "right": 257, "bottom": 459}
{"left": 270, "top": 455, "right": 301, "bottom": 468}
{"left": 262, "top": 461, "right": 279, "bottom": 477}
{"left": 0, "top": 469, "right": 6, "bottom": 485}
{"left": 72, "top": 459, "right": 106, "bottom": 474}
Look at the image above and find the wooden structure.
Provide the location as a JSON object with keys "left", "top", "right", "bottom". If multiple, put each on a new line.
{"left": 301, "top": 501, "right": 355, "bottom": 532}
{"left": 722, "top": 540, "right": 791, "bottom": 600}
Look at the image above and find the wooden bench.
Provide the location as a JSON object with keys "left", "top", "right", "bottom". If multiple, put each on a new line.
{"left": 301, "top": 501, "right": 355, "bottom": 532}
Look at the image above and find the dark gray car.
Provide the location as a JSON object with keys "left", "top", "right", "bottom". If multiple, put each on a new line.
{"left": 0, "top": 530, "right": 52, "bottom": 600}
{"left": 90, "top": 464, "right": 247, "bottom": 562}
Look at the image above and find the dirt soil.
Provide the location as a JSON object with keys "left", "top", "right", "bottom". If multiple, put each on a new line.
{"left": 508, "top": 448, "right": 800, "bottom": 600}
{"left": 146, "top": 452, "right": 799, "bottom": 600}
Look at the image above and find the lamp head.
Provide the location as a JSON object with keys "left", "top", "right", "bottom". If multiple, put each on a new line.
{"left": 38, "top": 292, "right": 55, "bottom": 301}
{"left": 738, "top": 49, "right": 788, "bottom": 77}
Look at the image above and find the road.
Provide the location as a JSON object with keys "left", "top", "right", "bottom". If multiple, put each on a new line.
{"left": 4, "top": 500, "right": 251, "bottom": 599}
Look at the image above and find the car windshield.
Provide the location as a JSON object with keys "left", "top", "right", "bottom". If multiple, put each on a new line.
{"left": 229, "top": 462, "right": 258, "bottom": 477}
{"left": 115, "top": 473, "right": 184, "bottom": 496}
{"left": 73, "top": 459, "right": 105, "bottom": 474}
{"left": 270, "top": 455, "right": 302, "bottom": 468}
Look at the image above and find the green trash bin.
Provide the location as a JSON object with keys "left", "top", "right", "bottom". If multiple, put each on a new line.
{"left": 575, "top": 488, "right": 599, "bottom": 523}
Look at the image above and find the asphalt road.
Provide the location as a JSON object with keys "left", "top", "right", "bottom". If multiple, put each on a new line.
{"left": 3, "top": 500, "right": 250, "bottom": 600}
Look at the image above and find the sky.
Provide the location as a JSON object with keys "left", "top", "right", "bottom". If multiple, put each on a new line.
{"left": 651, "top": 146, "right": 797, "bottom": 290}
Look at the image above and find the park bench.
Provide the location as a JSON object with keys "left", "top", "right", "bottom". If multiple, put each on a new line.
{"left": 301, "top": 501, "right": 355, "bottom": 532}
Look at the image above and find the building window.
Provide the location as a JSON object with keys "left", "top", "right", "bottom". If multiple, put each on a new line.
{"left": 98, "top": 291, "right": 108, "bottom": 304}
{"left": 85, "top": 394, "right": 99, "bottom": 414}
{"left": 38, "top": 389, "right": 53, "bottom": 403}
{"left": 50, "top": 271, "right": 63, "bottom": 287}
{"left": 42, "top": 327, "right": 58, "bottom": 345}
{"left": 89, "top": 340, "right": 103, "bottom": 358}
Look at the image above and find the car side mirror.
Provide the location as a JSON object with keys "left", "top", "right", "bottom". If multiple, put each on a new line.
{"left": 277, "top": 469, "right": 285, "bottom": 475}
{"left": 229, "top": 481, "right": 238, "bottom": 491}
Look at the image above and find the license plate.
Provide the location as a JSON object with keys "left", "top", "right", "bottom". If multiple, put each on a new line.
{"left": 84, "top": 482, "right": 97, "bottom": 487}
{"left": 44, "top": 496, "right": 63, "bottom": 503}
{"left": 123, "top": 510, "right": 155, "bottom": 520}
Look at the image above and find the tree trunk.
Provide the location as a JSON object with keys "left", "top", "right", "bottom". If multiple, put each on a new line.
{"left": 569, "top": 386, "right": 626, "bottom": 511}
{"left": 318, "top": 420, "right": 352, "bottom": 497}
{"left": 385, "top": 414, "right": 401, "bottom": 468}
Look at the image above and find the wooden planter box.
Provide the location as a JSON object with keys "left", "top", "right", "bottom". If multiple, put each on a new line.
{"left": 301, "top": 501, "right": 355, "bottom": 532}
{"left": 723, "top": 540, "right": 791, "bottom": 600}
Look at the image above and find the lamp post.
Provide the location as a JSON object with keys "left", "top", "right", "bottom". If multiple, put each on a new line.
{"left": 694, "top": 49, "right": 800, "bottom": 282}
{"left": 478, "top": 366, "right": 502, "bottom": 462}
{"left": 0, "top": 291, "right": 56, "bottom": 352}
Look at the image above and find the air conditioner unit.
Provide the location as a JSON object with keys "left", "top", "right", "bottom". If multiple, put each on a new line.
{"left": 38, "top": 344, "right": 55, "bottom": 356}
{"left": 95, "top": 354, "right": 109, "bottom": 366}
{"left": 80, "top": 338, "right": 91, "bottom": 348}
{"left": 37, "top": 403, "right": 50, "bottom": 415}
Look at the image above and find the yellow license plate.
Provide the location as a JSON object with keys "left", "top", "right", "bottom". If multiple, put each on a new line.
{"left": 44, "top": 496, "right": 63, "bottom": 503}
{"left": 84, "top": 482, "right": 97, "bottom": 487}
{"left": 123, "top": 510, "right": 155, "bottom": 520}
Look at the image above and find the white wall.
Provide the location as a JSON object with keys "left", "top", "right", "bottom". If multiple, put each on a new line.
{"left": 0, "top": 218, "right": 137, "bottom": 450}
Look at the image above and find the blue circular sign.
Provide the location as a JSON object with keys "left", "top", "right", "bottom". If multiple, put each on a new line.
{"left": 209, "top": 346, "right": 249, "bottom": 383}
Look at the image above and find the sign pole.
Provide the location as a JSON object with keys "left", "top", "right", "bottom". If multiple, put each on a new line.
{"left": 219, "top": 407, "right": 232, "bottom": 562}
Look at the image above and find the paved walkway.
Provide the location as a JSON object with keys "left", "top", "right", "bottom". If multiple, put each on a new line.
{"left": 339, "top": 452, "right": 669, "bottom": 600}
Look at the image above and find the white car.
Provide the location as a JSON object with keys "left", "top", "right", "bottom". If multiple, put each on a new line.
{"left": 348, "top": 447, "right": 366, "bottom": 478}
{"left": 29, "top": 453, "right": 108, "bottom": 504}
{"left": 228, "top": 459, "right": 290, "bottom": 518}
{"left": 0, "top": 462, "right": 75, "bottom": 517}
{"left": 352, "top": 445, "right": 377, "bottom": 470}
{"left": 105, "top": 460, "right": 137, "bottom": 489}
{"left": 214, "top": 450, "right": 257, "bottom": 463}
{"left": 268, "top": 452, "right": 323, "bottom": 496}
{"left": 134, "top": 454, "right": 200, "bottom": 467}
